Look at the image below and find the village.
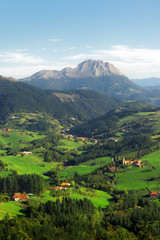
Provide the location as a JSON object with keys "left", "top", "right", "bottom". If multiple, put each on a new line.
{"left": 60, "top": 130, "right": 98, "bottom": 143}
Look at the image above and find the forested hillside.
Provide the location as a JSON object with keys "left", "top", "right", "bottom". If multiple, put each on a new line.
{"left": 0, "top": 76, "right": 123, "bottom": 121}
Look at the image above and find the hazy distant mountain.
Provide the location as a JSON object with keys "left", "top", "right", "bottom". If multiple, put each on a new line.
{"left": 132, "top": 77, "right": 160, "bottom": 87}
{"left": 19, "top": 59, "right": 143, "bottom": 100}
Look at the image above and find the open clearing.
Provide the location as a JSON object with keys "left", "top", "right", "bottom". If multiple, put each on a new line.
{"left": 0, "top": 154, "right": 58, "bottom": 178}
{"left": 0, "top": 202, "right": 24, "bottom": 219}
{"left": 60, "top": 157, "right": 111, "bottom": 177}
{"left": 0, "top": 130, "right": 45, "bottom": 149}
{"left": 58, "top": 138, "right": 85, "bottom": 150}
{"left": 33, "top": 188, "right": 112, "bottom": 209}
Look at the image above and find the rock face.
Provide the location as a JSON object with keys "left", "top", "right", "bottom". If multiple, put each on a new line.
{"left": 20, "top": 59, "right": 123, "bottom": 82}
{"left": 67, "top": 59, "right": 123, "bottom": 78}
{"left": 19, "top": 59, "right": 143, "bottom": 101}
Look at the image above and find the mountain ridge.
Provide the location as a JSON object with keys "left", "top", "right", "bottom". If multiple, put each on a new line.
{"left": 19, "top": 59, "right": 145, "bottom": 102}
{"left": 20, "top": 59, "right": 124, "bottom": 82}
{"left": 132, "top": 77, "right": 160, "bottom": 87}
{"left": 0, "top": 76, "right": 124, "bottom": 121}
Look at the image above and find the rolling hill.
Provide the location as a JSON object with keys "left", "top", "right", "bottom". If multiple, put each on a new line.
{"left": 132, "top": 77, "right": 160, "bottom": 87}
{"left": 0, "top": 76, "right": 123, "bottom": 121}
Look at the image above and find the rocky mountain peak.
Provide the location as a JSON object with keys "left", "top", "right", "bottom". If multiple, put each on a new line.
{"left": 19, "top": 59, "right": 124, "bottom": 82}
{"left": 76, "top": 59, "right": 123, "bottom": 77}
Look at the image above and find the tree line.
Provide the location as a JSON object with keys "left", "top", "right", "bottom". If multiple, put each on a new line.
{"left": 0, "top": 174, "right": 44, "bottom": 195}
{"left": 67, "top": 134, "right": 153, "bottom": 165}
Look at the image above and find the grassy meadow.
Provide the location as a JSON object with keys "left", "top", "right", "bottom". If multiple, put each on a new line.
{"left": 32, "top": 188, "right": 112, "bottom": 208}
{"left": 0, "top": 154, "right": 58, "bottom": 178}
{"left": 0, "top": 202, "right": 24, "bottom": 219}
{"left": 60, "top": 157, "right": 111, "bottom": 177}
{"left": 0, "top": 130, "right": 45, "bottom": 149}
{"left": 59, "top": 138, "right": 85, "bottom": 150}
{"left": 117, "top": 149, "right": 160, "bottom": 192}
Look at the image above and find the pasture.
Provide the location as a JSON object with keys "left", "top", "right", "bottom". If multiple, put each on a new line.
{"left": 117, "top": 150, "right": 160, "bottom": 191}
{"left": 0, "top": 130, "right": 45, "bottom": 149}
{"left": 60, "top": 157, "right": 111, "bottom": 177}
{"left": 58, "top": 138, "right": 85, "bottom": 150}
{"left": 0, "top": 202, "right": 24, "bottom": 219}
{"left": 0, "top": 154, "right": 57, "bottom": 178}
{"left": 36, "top": 188, "right": 112, "bottom": 208}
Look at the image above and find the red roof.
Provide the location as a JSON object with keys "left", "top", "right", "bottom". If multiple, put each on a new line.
{"left": 54, "top": 186, "right": 62, "bottom": 190}
{"left": 150, "top": 192, "right": 158, "bottom": 195}
{"left": 12, "top": 193, "right": 28, "bottom": 200}
{"left": 109, "top": 166, "right": 116, "bottom": 171}
{"left": 61, "top": 182, "right": 70, "bottom": 186}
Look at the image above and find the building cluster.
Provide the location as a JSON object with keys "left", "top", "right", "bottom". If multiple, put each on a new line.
{"left": 0, "top": 128, "right": 12, "bottom": 132}
{"left": 53, "top": 182, "right": 71, "bottom": 191}
{"left": 60, "top": 130, "right": 97, "bottom": 143}
{"left": 122, "top": 159, "right": 143, "bottom": 167}
{"left": 20, "top": 151, "right": 33, "bottom": 156}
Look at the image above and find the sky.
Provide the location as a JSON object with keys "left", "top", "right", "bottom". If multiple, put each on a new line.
{"left": 1, "top": 0, "right": 160, "bottom": 79}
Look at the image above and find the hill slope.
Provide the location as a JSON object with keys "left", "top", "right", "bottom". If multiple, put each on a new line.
{"left": 0, "top": 76, "right": 123, "bottom": 121}
{"left": 132, "top": 77, "right": 160, "bottom": 87}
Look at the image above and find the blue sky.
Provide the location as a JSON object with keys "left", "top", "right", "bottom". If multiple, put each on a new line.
{"left": 1, "top": 0, "right": 160, "bottom": 79}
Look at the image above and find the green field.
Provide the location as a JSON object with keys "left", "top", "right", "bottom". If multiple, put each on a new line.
{"left": 0, "top": 154, "right": 57, "bottom": 177}
{"left": 70, "top": 188, "right": 112, "bottom": 208}
{"left": 117, "top": 150, "right": 160, "bottom": 191}
{"left": 120, "top": 112, "right": 155, "bottom": 123}
{"left": 59, "top": 138, "right": 85, "bottom": 150}
{"left": 33, "top": 188, "right": 112, "bottom": 208}
{"left": 60, "top": 157, "right": 111, "bottom": 177}
{"left": 0, "top": 202, "right": 24, "bottom": 219}
{"left": 0, "top": 130, "right": 45, "bottom": 149}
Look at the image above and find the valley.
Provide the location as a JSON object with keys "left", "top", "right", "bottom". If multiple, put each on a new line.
{"left": 1, "top": 66, "right": 160, "bottom": 239}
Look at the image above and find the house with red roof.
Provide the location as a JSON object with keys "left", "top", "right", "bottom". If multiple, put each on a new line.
{"left": 12, "top": 193, "right": 29, "bottom": 202}
{"left": 61, "top": 182, "right": 71, "bottom": 187}
{"left": 149, "top": 192, "right": 158, "bottom": 197}
{"left": 109, "top": 166, "right": 116, "bottom": 172}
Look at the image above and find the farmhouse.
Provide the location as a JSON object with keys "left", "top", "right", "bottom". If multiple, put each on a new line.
{"left": 20, "top": 151, "right": 33, "bottom": 155}
{"left": 123, "top": 160, "right": 133, "bottom": 165}
{"left": 54, "top": 186, "right": 66, "bottom": 190}
{"left": 12, "top": 193, "right": 29, "bottom": 202}
{"left": 6, "top": 128, "right": 12, "bottom": 131}
{"left": 133, "top": 160, "right": 142, "bottom": 167}
{"left": 149, "top": 192, "right": 158, "bottom": 198}
{"left": 61, "top": 182, "right": 71, "bottom": 187}
{"left": 109, "top": 166, "right": 116, "bottom": 172}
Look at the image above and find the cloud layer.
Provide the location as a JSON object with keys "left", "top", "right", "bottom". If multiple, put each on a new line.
{"left": 1, "top": 45, "right": 160, "bottom": 79}
{"left": 62, "top": 45, "right": 160, "bottom": 78}
{"left": 0, "top": 50, "right": 45, "bottom": 64}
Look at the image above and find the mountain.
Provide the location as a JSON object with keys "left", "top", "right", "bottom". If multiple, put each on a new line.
{"left": 132, "top": 77, "right": 160, "bottom": 87}
{"left": 0, "top": 76, "right": 123, "bottom": 121}
{"left": 19, "top": 59, "right": 144, "bottom": 100}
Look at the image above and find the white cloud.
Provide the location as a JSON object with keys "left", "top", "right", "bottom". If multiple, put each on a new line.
{"left": 2, "top": 45, "right": 160, "bottom": 79}
{"left": 49, "top": 38, "right": 60, "bottom": 42}
{"left": 85, "top": 45, "right": 93, "bottom": 49}
{"left": 53, "top": 49, "right": 59, "bottom": 52}
{"left": 0, "top": 62, "right": 71, "bottom": 79}
{"left": 63, "top": 47, "right": 76, "bottom": 52}
{"left": 0, "top": 51, "right": 45, "bottom": 64}
{"left": 62, "top": 45, "right": 160, "bottom": 78}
